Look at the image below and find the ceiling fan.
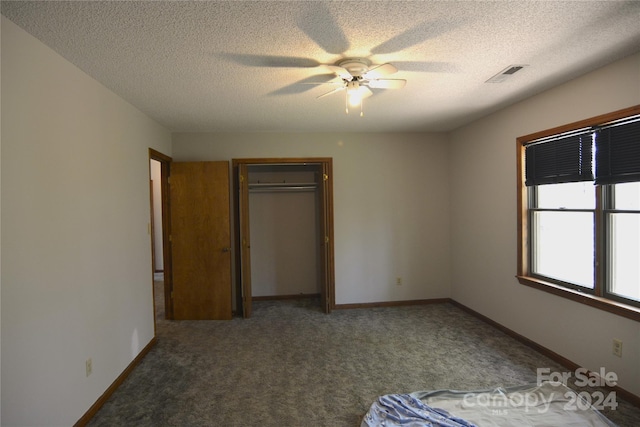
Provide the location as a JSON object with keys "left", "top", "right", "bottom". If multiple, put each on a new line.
{"left": 313, "top": 58, "right": 406, "bottom": 115}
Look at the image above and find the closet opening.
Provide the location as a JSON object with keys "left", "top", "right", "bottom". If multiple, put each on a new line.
{"left": 233, "top": 158, "right": 335, "bottom": 318}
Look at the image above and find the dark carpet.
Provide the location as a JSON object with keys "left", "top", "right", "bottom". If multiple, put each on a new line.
{"left": 86, "top": 282, "right": 640, "bottom": 426}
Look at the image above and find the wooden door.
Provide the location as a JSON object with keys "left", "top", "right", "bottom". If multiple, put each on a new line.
{"left": 170, "top": 161, "right": 232, "bottom": 320}
{"left": 237, "top": 164, "right": 253, "bottom": 318}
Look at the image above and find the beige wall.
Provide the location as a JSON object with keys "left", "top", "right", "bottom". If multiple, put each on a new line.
{"left": 1, "top": 17, "right": 171, "bottom": 426}
{"left": 449, "top": 52, "right": 640, "bottom": 397}
{"left": 250, "top": 190, "right": 319, "bottom": 297}
{"left": 172, "top": 132, "right": 452, "bottom": 305}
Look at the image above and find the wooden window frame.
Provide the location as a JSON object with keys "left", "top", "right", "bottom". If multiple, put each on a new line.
{"left": 516, "top": 105, "right": 640, "bottom": 322}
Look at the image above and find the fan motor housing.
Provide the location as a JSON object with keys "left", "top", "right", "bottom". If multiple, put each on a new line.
{"left": 337, "top": 58, "right": 371, "bottom": 77}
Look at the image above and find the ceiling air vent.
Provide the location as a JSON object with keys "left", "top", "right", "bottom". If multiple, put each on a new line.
{"left": 486, "top": 65, "right": 528, "bottom": 83}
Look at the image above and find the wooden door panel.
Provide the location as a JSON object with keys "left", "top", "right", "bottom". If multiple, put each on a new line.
{"left": 170, "top": 161, "right": 232, "bottom": 320}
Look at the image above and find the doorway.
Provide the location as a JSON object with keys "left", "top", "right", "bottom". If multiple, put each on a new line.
{"left": 149, "top": 149, "right": 173, "bottom": 328}
{"left": 233, "top": 158, "right": 335, "bottom": 318}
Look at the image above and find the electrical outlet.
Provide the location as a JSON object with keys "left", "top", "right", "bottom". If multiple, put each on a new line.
{"left": 86, "top": 358, "right": 93, "bottom": 377}
{"left": 396, "top": 277, "right": 402, "bottom": 286}
{"left": 612, "top": 339, "right": 622, "bottom": 357}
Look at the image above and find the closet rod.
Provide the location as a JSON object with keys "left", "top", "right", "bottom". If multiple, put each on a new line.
{"left": 249, "top": 182, "right": 316, "bottom": 188}
{"left": 247, "top": 162, "right": 321, "bottom": 167}
{"left": 249, "top": 188, "right": 316, "bottom": 193}
{"left": 248, "top": 182, "right": 317, "bottom": 193}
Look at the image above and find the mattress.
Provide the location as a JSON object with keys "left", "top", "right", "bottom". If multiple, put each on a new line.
{"left": 361, "top": 381, "right": 617, "bottom": 426}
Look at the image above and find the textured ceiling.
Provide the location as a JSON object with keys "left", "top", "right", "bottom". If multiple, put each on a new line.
{"left": 2, "top": 1, "right": 640, "bottom": 133}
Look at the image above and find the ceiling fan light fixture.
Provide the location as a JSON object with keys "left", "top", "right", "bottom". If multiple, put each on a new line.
{"left": 347, "top": 81, "right": 363, "bottom": 107}
{"left": 345, "top": 92, "right": 364, "bottom": 115}
{"left": 348, "top": 93, "right": 362, "bottom": 107}
{"left": 320, "top": 58, "right": 403, "bottom": 117}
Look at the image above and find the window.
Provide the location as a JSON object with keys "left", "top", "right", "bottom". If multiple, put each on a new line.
{"left": 604, "top": 182, "right": 640, "bottom": 303}
{"left": 530, "top": 181, "right": 595, "bottom": 290}
{"left": 517, "top": 105, "right": 640, "bottom": 321}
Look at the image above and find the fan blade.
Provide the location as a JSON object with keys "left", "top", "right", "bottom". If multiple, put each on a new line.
{"left": 362, "top": 63, "right": 398, "bottom": 79}
{"left": 366, "top": 79, "right": 407, "bottom": 89}
{"left": 326, "top": 65, "right": 353, "bottom": 81}
{"left": 317, "top": 86, "right": 346, "bottom": 99}
{"left": 298, "top": 75, "right": 344, "bottom": 85}
{"left": 360, "top": 86, "right": 373, "bottom": 99}
{"left": 300, "top": 76, "right": 344, "bottom": 86}
{"left": 268, "top": 75, "right": 341, "bottom": 96}
{"left": 301, "top": 81, "right": 344, "bottom": 86}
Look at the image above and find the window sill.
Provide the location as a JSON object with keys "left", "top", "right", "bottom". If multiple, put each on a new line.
{"left": 516, "top": 275, "right": 640, "bottom": 322}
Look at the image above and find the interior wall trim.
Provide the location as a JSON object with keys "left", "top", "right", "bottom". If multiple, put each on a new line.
{"left": 450, "top": 300, "right": 640, "bottom": 409}
{"left": 252, "top": 293, "right": 320, "bottom": 301}
{"left": 74, "top": 337, "right": 158, "bottom": 427}
{"left": 334, "top": 298, "right": 450, "bottom": 310}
